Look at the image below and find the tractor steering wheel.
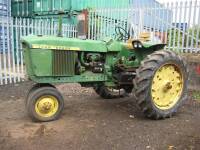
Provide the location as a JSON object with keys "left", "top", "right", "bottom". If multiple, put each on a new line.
{"left": 115, "top": 26, "right": 130, "bottom": 41}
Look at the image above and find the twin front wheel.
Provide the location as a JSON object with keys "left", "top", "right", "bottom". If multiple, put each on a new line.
{"left": 25, "top": 50, "right": 188, "bottom": 122}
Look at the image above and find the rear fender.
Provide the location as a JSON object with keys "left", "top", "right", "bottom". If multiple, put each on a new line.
{"left": 132, "top": 40, "right": 166, "bottom": 51}
{"left": 132, "top": 40, "right": 166, "bottom": 64}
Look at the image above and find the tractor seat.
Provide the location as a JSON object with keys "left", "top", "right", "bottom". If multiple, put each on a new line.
{"left": 138, "top": 32, "right": 151, "bottom": 42}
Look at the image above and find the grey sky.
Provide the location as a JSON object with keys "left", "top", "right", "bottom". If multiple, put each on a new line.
{"left": 156, "top": 0, "right": 200, "bottom": 3}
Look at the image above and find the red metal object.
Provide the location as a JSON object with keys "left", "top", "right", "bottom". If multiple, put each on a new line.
{"left": 77, "top": 9, "right": 89, "bottom": 39}
{"left": 196, "top": 65, "right": 200, "bottom": 75}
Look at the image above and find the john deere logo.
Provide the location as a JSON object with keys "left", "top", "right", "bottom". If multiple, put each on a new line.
{"left": 32, "top": 44, "right": 80, "bottom": 51}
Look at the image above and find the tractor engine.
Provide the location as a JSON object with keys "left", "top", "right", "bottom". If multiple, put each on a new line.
{"left": 78, "top": 52, "right": 105, "bottom": 74}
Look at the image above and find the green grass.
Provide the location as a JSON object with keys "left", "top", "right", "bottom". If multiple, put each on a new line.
{"left": 192, "top": 91, "right": 200, "bottom": 102}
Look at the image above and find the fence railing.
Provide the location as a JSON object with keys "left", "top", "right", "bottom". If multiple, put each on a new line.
{"left": 1, "top": 0, "right": 200, "bottom": 85}
{"left": 0, "top": 16, "right": 77, "bottom": 85}
{"left": 88, "top": 0, "right": 200, "bottom": 53}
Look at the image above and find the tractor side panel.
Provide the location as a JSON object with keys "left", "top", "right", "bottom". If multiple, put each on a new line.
{"left": 30, "top": 49, "right": 53, "bottom": 77}
{"left": 30, "top": 49, "right": 77, "bottom": 77}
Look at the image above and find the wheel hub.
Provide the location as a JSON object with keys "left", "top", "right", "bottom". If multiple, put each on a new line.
{"left": 35, "top": 96, "right": 59, "bottom": 117}
{"left": 151, "top": 64, "right": 183, "bottom": 110}
{"left": 39, "top": 100, "right": 53, "bottom": 111}
{"left": 163, "top": 82, "right": 172, "bottom": 92}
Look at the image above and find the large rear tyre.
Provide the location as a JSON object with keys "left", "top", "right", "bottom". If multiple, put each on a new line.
{"left": 26, "top": 86, "right": 64, "bottom": 122}
{"left": 94, "top": 85, "right": 128, "bottom": 99}
{"left": 135, "top": 50, "right": 189, "bottom": 119}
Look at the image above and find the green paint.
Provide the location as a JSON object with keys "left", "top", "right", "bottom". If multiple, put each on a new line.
{"left": 30, "top": 72, "right": 106, "bottom": 83}
{"left": 11, "top": 0, "right": 33, "bottom": 17}
{"left": 71, "top": 0, "right": 130, "bottom": 12}
{"left": 58, "top": 15, "right": 63, "bottom": 37}
{"left": 192, "top": 91, "right": 200, "bottom": 102}
{"left": 12, "top": 0, "right": 130, "bottom": 17}
{"left": 23, "top": 36, "right": 108, "bottom": 52}
{"left": 31, "top": 49, "right": 52, "bottom": 76}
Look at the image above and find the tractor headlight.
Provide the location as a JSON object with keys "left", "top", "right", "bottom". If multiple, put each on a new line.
{"left": 138, "top": 43, "right": 142, "bottom": 48}
{"left": 134, "top": 43, "right": 138, "bottom": 48}
{"left": 133, "top": 41, "right": 143, "bottom": 49}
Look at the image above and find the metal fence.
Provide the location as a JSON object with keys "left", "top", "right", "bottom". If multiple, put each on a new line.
{"left": 88, "top": 0, "right": 200, "bottom": 53}
{"left": 0, "top": 16, "right": 77, "bottom": 85}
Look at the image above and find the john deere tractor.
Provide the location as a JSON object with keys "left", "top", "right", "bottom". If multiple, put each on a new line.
{"left": 22, "top": 26, "right": 188, "bottom": 122}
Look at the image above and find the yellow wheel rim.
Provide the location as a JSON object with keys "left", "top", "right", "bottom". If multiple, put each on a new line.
{"left": 35, "top": 95, "right": 59, "bottom": 118}
{"left": 151, "top": 64, "right": 183, "bottom": 110}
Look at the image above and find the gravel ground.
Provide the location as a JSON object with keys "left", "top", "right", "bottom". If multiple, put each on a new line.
{"left": 0, "top": 81, "right": 200, "bottom": 150}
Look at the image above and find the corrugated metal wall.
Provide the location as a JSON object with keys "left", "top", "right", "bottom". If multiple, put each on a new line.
{"left": 71, "top": 0, "right": 130, "bottom": 11}
{"left": 11, "top": 0, "right": 32, "bottom": 17}
{"left": 11, "top": 0, "right": 170, "bottom": 27}
{"left": 12, "top": 0, "right": 131, "bottom": 16}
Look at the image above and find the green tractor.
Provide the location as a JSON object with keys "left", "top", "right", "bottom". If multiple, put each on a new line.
{"left": 22, "top": 26, "right": 189, "bottom": 122}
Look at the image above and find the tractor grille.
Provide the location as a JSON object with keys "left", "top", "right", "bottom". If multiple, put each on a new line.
{"left": 52, "top": 50, "right": 76, "bottom": 76}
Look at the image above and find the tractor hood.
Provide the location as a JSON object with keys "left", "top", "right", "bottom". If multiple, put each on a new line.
{"left": 21, "top": 35, "right": 115, "bottom": 52}
{"left": 22, "top": 35, "right": 165, "bottom": 53}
